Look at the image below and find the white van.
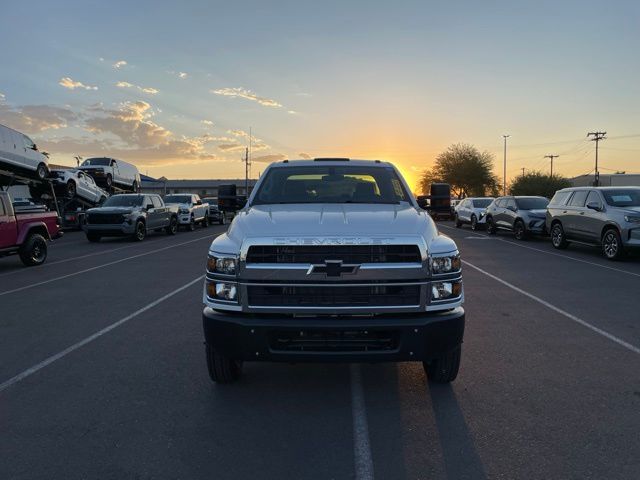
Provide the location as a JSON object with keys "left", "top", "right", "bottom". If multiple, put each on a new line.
{"left": 78, "top": 157, "right": 141, "bottom": 192}
{"left": 0, "top": 123, "right": 49, "bottom": 180}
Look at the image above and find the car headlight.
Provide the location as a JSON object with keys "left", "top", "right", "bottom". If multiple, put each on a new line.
{"left": 206, "top": 281, "right": 238, "bottom": 301}
{"left": 431, "top": 280, "right": 462, "bottom": 300}
{"left": 624, "top": 215, "right": 640, "bottom": 224}
{"left": 429, "top": 254, "right": 461, "bottom": 274}
{"left": 207, "top": 254, "right": 237, "bottom": 275}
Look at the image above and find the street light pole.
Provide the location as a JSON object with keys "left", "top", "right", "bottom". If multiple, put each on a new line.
{"left": 502, "top": 135, "right": 510, "bottom": 196}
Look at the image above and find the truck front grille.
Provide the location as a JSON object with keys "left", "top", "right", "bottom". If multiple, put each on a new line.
{"left": 87, "top": 213, "right": 124, "bottom": 224}
{"left": 246, "top": 245, "right": 421, "bottom": 264}
{"left": 247, "top": 284, "right": 420, "bottom": 308}
{"left": 268, "top": 329, "right": 399, "bottom": 353}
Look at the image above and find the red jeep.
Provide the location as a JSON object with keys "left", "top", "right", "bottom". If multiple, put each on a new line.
{"left": 0, "top": 191, "right": 63, "bottom": 266}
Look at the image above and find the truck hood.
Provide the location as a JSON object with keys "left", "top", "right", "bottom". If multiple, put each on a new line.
{"left": 87, "top": 207, "right": 136, "bottom": 214}
{"left": 230, "top": 203, "right": 430, "bottom": 238}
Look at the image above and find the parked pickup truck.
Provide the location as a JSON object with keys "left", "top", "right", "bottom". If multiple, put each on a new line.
{"left": 163, "top": 194, "right": 210, "bottom": 230}
{"left": 85, "top": 193, "right": 178, "bottom": 242}
{"left": 0, "top": 191, "right": 62, "bottom": 266}
{"left": 202, "top": 158, "right": 465, "bottom": 384}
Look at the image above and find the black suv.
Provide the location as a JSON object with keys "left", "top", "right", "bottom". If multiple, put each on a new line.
{"left": 485, "top": 196, "right": 549, "bottom": 240}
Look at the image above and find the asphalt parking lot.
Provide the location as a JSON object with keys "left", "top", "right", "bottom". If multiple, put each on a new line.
{"left": 1, "top": 221, "right": 639, "bottom": 480}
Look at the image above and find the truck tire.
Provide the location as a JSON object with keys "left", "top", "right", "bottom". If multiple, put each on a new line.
{"left": 133, "top": 220, "right": 146, "bottom": 241}
{"left": 188, "top": 216, "right": 195, "bottom": 231}
{"left": 201, "top": 215, "right": 209, "bottom": 228}
{"left": 19, "top": 233, "right": 48, "bottom": 266}
{"left": 602, "top": 227, "right": 625, "bottom": 260}
{"left": 514, "top": 220, "right": 527, "bottom": 240}
{"left": 87, "top": 233, "right": 101, "bottom": 243}
{"left": 423, "top": 346, "right": 461, "bottom": 384}
{"left": 66, "top": 180, "right": 76, "bottom": 198}
{"left": 206, "top": 344, "right": 242, "bottom": 384}
{"left": 550, "top": 222, "right": 569, "bottom": 249}
{"left": 165, "top": 216, "right": 178, "bottom": 235}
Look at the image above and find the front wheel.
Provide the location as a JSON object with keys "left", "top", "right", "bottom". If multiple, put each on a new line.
{"left": 486, "top": 217, "right": 496, "bottom": 235}
{"left": 36, "top": 163, "right": 48, "bottom": 180}
{"left": 201, "top": 215, "right": 209, "bottom": 228}
{"left": 470, "top": 215, "right": 478, "bottom": 231}
{"left": 165, "top": 216, "right": 178, "bottom": 235}
{"left": 423, "top": 346, "right": 461, "bottom": 384}
{"left": 133, "top": 220, "right": 146, "bottom": 241}
{"left": 19, "top": 233, "right": 48, "bottom": 266}
{"left": 66, "top": 180, "right": 76, "bottom": 198}
{"left": 188, "top": 216, "right": 195, "bottom": 231}
{"left": 514, "top": 220, "right": 527, "bottom": 240}
{"left": 550, "top": 223, "right": 569, "bottom": 249}
{"left": 602, "top": 228, "right": 625, "bottom": 260}
{"left": 206, "top": 344, "right": 242, "bottom": 384}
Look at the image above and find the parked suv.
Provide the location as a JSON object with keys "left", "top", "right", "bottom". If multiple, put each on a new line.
{"left": 546, "top": 187, "right": 640, "bottom": 260}
{"left": 78, "top": 157, "right": 141, "bottom": 193}
{"left": 485, "top": 196, "right": 549, "bottom": 240}
{"left": 202, "top": 158, "right": 465, "bottom": 384}
{"left": 85, "top": 194, "right": 178, "bottom": 242}
{"left": 454, "top": 197, "right": 493, "bottom": 230}
{"left": 163, "top": 194, "right": 210, "bottom": 230}
{"left": 0, "top": 191, "right": 62, "bottom": 266}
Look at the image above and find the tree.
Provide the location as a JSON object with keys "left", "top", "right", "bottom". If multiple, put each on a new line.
{"left": 509, "top": 171, "right": 571, "bottom": 198}
{"left": 420, "top": 143, "right": 499, "bottom": 197}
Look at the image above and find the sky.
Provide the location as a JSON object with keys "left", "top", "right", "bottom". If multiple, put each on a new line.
{"left": 1, "top": 0, "right": 639, "bottom": 191}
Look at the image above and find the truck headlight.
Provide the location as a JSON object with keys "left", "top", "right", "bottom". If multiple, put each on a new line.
{"left": 207, "top": 254, "right": 237, "bottom": 275}
{"left": 431, "top": 280, "right": 462, "bottom": 300}
{"left": 430, "top": 254, "right": 461, "bottom": 274}
{"left": 624, "top": 215, "right": 640, "bottom": 224}
{"left": 206, "top": 281, "right": 238, "bottom": 301}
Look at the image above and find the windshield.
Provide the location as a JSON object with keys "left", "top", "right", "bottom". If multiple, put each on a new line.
{"left": 602, "top": 189, "right": 640, "bottom": 207}
{"left": 252, "top": 165, "right": 410, "bottom": 205}
{"left": 164, "top": 195, "right": 192, "bottom": 204}
{"left": 472, "top": 199, "right": 493, "bottom": 208}
{"left": 81, "top": 158, "right": 111, "bottom": 166}
{"left": 102, "top": 195, "right": 144, "bottom": 207}
{"left": 516, "top": 197, "right": 549, "bottom": 210}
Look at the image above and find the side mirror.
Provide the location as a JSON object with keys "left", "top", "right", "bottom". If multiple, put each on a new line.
{"left": 146, "top": 204, "right": 154, "bottom": 210}
{"left": 196, "top": 200, "right": 202, "bottom": 206}
{"left": 416, "top": 196, "right": 430, "bottom": 210}
{"left": 586, "top": 201, "right": 601, "bottom": 212}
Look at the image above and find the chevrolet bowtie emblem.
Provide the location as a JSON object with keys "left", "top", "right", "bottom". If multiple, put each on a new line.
{"left": 307, "top": 260, "right": 360, "bottom": 277}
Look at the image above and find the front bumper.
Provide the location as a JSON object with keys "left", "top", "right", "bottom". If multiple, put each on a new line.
{"left": 202, "top": 307, "right": 465, "bottom": 362}
{"left": 85, "top": 223, "right": 136, "bottom": 236}
{"left": 178, "top": 214, "right": 193, "bottom": 225}
{"left": 526, "top": 218, "right": 547, "bottom": 234}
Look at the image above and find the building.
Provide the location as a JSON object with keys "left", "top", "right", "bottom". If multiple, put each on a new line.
{"left": 140, "top": 176, "right": 257, "bottom": 198}
{"left": 569, "top": 173, "right": 640, "bottom": 187}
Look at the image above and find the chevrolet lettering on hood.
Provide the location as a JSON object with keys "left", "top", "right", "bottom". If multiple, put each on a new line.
{"left": 201, "top": 158, "right": 465, "bottom": 385}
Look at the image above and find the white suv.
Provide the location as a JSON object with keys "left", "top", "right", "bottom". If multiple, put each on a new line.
{"left": 0, "top": 123, "right": 49, "bottom": 180}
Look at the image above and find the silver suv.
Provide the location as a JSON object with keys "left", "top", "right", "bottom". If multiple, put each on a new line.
{"left": 546, "top": 186, "right": 640, "bottom": 260}
{"left": 485, "top": 196, "right": 549, "bottom": 240}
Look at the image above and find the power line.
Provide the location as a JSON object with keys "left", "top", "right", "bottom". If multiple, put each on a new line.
{"left": 544, "top": 154, "right": 559, "bottom": 177}
{"left": 587, "top": 131, "right": 606, "bottom": 186}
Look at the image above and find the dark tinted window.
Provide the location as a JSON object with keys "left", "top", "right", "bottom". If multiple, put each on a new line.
{"left": 164, "top": 195, "right": 192, "bottom": 204}
{"left": 602, "top": 189, "right": 640, "bottom": 207}
{"left": 516, "top": 197, "right": 549, "bottom": 210}
{"left": 506, "top": 198, "right": 517, "bottom": 210}
{"left": 102, "top": 195, "right": 144, "bottom": 207}
{"left": 550, "top": 191, "right": 571, "bottom": 206}
{"left": 472, "top": 199, "right": 492, "bottom": 208}
{"left": 568, "top": 191, "right": 588, "bottom": 207}
{"left": 253, "top": 165, "right": 409, "bottom": 205}
{"left": 82, "top": 158, "right": 111, "bottom": 166}
{"left": 585, "top": 191, "right": 602, "bottom": 208}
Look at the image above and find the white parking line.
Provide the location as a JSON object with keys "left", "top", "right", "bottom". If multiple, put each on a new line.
{"left": 463, "top": 259, "right": 640, "bottom": 355}
{"left": 0, "top": 275, "right": 204, "bottom": 393}
{"left": 440, "top": 224, "right": 640, "bottom": 279}
{"left": 350, "top": 364, "right": 374, "bottom": 480}
{"left": 0, "top": 234, "right": 216, "bottom": 297}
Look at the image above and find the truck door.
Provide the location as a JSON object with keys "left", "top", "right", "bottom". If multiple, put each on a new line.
{"left": 151, "top": 196, "right": 167, "bottom": 227}
{"left": 0, "top": 196, "right": 18, "bottom": 248}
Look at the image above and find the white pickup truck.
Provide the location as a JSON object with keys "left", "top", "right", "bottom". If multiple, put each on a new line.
{"left": 163, "top": 194, "right": 210, "bottom": 230}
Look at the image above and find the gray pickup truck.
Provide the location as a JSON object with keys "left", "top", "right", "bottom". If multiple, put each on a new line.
{"left": 201, "top": 158, "right": 465, "bottom": 384}
{"left": 85, "top": 193, "right": 178, "bottom": 242}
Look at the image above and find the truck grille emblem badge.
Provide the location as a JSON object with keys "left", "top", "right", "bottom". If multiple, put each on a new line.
{"left": 307, "top": 260, "right": 360, "bottom": 277}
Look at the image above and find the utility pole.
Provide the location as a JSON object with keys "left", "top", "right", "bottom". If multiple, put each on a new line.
{"left": 244, "top": 147, "right": 249, "bottom": 196}
{"left": 502, "top": 135, "right": 510, "bottom": 195}
{"left": 521, "top": 167, "right": 525, "bottom": 176}
{"left": 587, "top": 131, "right": 606, "bottom": 186}
{"left": 544, "top": 154, "right": 559, "bottom": 177}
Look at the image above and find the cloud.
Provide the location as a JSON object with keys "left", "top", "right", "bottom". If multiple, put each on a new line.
{"left": 113, "top": 60, "right": 127, "bottom": 69}
{"left": 116, "top": 81, "right": 159, "bottom": 95}
{"left": 0, "top": 93, "right": 5, "bottom": 100}
{"left": 201, "top": 120, "right": 214, "bottom": 126}
{"left": 0, "top": 103, "right": 78, "bottom": 132}
{"left": 228, "top": 129, "right": 249, "bottom": 138}
{"left": 287, "top": 110, "right": 297, "bottom": 115}
{"left": 218, "top": 143, "right": 245, "bottom": 151}
{"left": 212, "top": 87, "right": 282, "bottom": 108}
{"left": 178, "top": 72, "right": 188, "bottom": 79}
{"left": 59, "top": 77, "right": 98, "bottom": 91}
{"left": 252, "top": 154, "right": 287, "bottom": 163}
{"left": 299, "top": 152, "right": 311, "bottom": 159}
{"left": 99, "top": 57, "right": 105, "bottom": 62}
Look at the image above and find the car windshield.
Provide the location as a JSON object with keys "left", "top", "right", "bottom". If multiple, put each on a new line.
{"left": 472, "top": 199, "right": 493, "bottom": 208}
{"left": 102, "top": 195, "right": 144, "bottom": 207}
{"left": 81, "top": 158, "right": 111, "bottom": 166}
{"left": 164, "top": 195, "right": 192, "bottom": 204}
{"left": 602, "top": 189, "right": 640, "bottom": 207}
{"left": 252, "top": 165, "right": 410, "bottom": 205}
{"left": 516, "top": 197, "right": 549, "bottom": 210}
